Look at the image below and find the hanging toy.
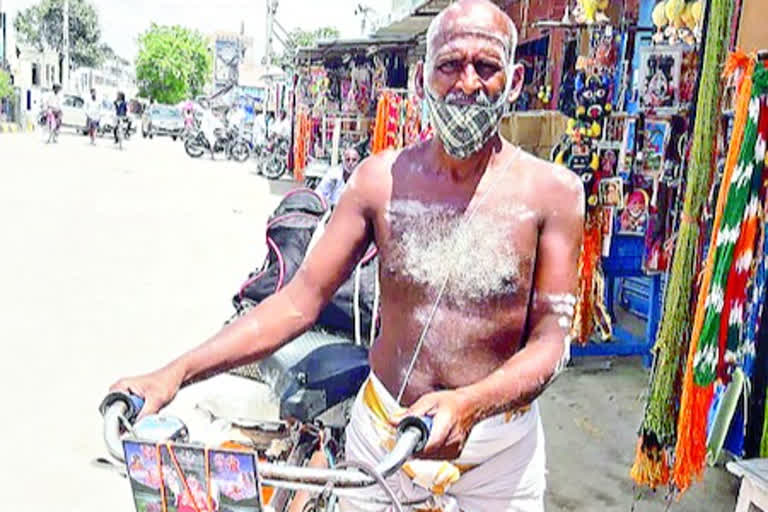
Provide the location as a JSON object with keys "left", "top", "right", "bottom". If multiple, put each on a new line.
{"left": 664, "top": 0, "right": 686, "bottom": 27}
{"left": 537, "top": 84, "right": 553, "bottom": 104}
{"left": 575, "top": 0, "right": 610, "bottom": 24}
{"left": 555, "top": 71, "right": 613, "bottom": 208}
{"left": 652, "top": 1, "right": 668, "bottom": 43}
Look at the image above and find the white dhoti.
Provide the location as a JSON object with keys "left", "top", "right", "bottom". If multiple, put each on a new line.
{"left": 340, "top": 372, "right": 546, "bottom": 512}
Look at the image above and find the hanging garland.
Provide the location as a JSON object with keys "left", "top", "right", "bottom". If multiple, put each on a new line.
{"left": 665, "top": 50, "right": 754, "bottom": 477}
{"left": 630, "top": 0, "right": 733, "bottom": 491}
{"left": 674, "top": 67, "right": 768, "bottom": 492}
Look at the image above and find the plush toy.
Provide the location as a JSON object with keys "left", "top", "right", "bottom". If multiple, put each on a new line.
{"left": 575, "top": 0, "right": 610, "bottom": 24}
{"left": 652, "top": 0, "right": 702, "bottom": 44}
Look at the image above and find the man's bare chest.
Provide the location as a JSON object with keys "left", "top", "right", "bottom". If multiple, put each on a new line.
{"left": 377, "top": 198, "right": 539, "bottom": 305}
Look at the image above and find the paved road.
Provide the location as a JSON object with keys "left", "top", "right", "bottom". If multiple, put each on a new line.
{"left": 0, "top": 131, "right": 292, "bottom": 511}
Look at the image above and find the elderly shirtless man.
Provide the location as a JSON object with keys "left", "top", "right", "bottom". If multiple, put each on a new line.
{"left": 111, "top": 1, "right": 584, "bottom": 510}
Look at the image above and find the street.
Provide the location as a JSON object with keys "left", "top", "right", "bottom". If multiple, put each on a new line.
{"left": 0, "top": 130, "right": 289, "bottom": 511}
{"left": 0, "top": 130, "right": 737, "bottom": 511}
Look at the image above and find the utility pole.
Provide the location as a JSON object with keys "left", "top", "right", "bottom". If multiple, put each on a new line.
{"left": 62, "top": 0, "right": 70, "bottom": 89}
{"left": 264, "top": 0, "right": 277, "bottom": 66}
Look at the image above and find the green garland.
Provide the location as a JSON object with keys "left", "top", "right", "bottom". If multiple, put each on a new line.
{"left": 636, "top": 0, "right": 733, "bottom": 464}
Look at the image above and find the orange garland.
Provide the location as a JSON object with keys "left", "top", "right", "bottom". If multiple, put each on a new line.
{"left": 671, "top": 51, "right": 755, "bottom": 494}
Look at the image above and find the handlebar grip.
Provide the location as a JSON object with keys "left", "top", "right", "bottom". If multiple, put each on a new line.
{"left": 99, "top": 391, "right": 145, "bottom": 423}
{"left": 396, "top": 415, "right": 433, "bottom": 453}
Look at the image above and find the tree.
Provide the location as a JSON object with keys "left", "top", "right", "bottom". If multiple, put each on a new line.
{"left": 99, "top": 43, "right": 130, "bottom": 68}
{"left": 13, "top": 0, "right": 105, "bottom": 68}
{"left": 0, "top": 70, "right": 14, "bottom": 101}
{"left": 135, "top": 24, "right": 212, "bottom": 104}
{"left": 276, "top": 26, "right": 340, "bottom": 69}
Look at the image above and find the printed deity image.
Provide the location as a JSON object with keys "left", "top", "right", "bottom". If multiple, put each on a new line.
{"left": 638, "top": 47, "right": 682, "bottom": 111}
{"left": 123, "top": 440, "right": 165, "bottom": 512}
{"left": 209, "top": 450, "right": 262, "bottom": 511}
{"left": 599, "top": 177, "right": 624, "bottom": 208}
{"left": 642, "top": 119, "right": 671, "bottom": 177}
{"left": 619, "top": 189, "right": 650, "bottom": 236}
{"left": 160, "top": 444, "right": 214, "bottom": 512}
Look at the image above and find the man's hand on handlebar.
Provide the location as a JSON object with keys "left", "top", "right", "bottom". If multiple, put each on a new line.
{"left": 400, "top": 389, "right": 475, "bottom": 461}
{"left": 109, "top": 364, "right": 185, "bottom": 420}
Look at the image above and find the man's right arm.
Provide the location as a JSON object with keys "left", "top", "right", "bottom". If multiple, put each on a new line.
{"left": 111, "top": 156, "right": 387, "bottom": 414}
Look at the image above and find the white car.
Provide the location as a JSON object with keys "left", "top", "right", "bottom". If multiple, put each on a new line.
{"left": 60, "top": 94, "right": 88, "bottom": 133}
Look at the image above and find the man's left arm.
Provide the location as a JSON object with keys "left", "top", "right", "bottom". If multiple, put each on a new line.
{"left": 406, "top": 172, "right": 584, "bottom": 458}
{"left": 461, "top": 178, "right": 584, "bottom": 420}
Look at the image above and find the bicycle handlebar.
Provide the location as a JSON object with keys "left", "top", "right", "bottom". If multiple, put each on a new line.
{"left": 99, "top": 391, "right": 145, "bottom": 461}
{"left": 100, "top": 391, "right": 432, "bottom": 492}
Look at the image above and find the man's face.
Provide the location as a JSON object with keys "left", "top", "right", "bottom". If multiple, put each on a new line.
{"left": 421, "top": 3, "right": 524, "bottom": 105}
{"left": 342, "top": 148, "right": 361, "bottom": 179}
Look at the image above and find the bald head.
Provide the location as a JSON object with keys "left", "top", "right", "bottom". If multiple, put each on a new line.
{"left": 426, "top": 0, "right": 518, "bottom": 65}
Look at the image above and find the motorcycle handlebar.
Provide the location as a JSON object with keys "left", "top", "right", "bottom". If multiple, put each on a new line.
{"left": 100, "top": 391, "right": 431, "bottom": 490}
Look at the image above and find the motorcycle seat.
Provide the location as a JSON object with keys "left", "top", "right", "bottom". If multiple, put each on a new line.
{"left": 254, "top": 330, "right": 370, "bottom": 423}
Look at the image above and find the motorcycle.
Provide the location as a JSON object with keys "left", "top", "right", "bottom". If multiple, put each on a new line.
{"left": 227, "top": 125, "right": 252, "bottom": 163}
{"left": 115, "top": 117, "right": 132, "bottom": 150}
{"left": 259, "top": 136, "right": 290, "bottom": 180}
{"left": 97, "top": 329, "right": 432, "bottom": 512}
{"left": 184, "top": 126, "right": 251, "bottom": 162}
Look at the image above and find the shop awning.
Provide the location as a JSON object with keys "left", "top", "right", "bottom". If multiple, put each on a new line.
{"left": 371, "top": 0, "right": 450, "bottom": 39}
{"left": 295, "top": 36, "right": 417, "bottom": 63}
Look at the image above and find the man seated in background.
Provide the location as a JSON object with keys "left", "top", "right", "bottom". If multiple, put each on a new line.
{"left": 271, "top": 110, "right": 291, "bottom": 140}
{"left": 316, "top": 144, "right": 362, "bottom": 205}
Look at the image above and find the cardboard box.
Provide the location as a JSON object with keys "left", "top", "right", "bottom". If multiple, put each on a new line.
{"left": 737, "top": 0, "right": 768, "bottom": 53}
{"left": 500, "top": 110, "right": 570, "bottom": 159}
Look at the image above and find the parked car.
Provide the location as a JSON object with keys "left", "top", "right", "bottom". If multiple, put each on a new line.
{"left": 142, "top": 105, "right": 184, "bottom": 140}
{"left": 61, "top": 94, "right": 88, "bottom": 134}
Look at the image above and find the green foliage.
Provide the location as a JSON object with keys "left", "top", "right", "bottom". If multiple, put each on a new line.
{"left": 135, "top": 24, "right": 212, "bottom": 104}
{"left": 276, "top": 26, "right": 340, "bottom": 69}
{"left": 0, "top": 69, "right": 14, "bottom": 101}
{"left": 13, "top": 0, "right": 105, "bottom": 68}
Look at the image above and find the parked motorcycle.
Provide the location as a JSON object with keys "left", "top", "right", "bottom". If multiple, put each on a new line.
{"left": 259, "top": 136, "right": 290, "bottom": 180}
{"left": 184, "top": 126, "right": 251, "bottom": 162}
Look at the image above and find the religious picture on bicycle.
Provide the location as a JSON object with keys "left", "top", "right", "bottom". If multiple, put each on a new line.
{"left": 123, "top": 440, "right": 165, "bottom": 512}
{"left": 159, "top": 444, "right": 215, "bottom": 512}
{"left": 208, "top": 449, "right": 263, "bottom": 511}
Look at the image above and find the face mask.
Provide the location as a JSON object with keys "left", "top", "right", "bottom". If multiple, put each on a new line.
{"left": 424, "top": 66, "right": 513, "bottom": 160}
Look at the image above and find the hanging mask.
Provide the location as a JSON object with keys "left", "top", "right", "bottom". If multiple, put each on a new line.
{"left": 574, "top": 72, "right": 612, "bottom": 124}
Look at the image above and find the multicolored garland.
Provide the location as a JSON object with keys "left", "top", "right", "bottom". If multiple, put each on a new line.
{"left": 630, "top": 0, "right": 733, "bottom": 490}
{"left": 674, "top": 69, "right": 768, "bottom": 491}
{"left": 668, "top": 50, "right": 755, "bottom": 490}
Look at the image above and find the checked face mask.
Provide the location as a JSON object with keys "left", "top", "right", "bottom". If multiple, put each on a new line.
{"left": 424, "top": 71, "right": 513, "bottom": 160}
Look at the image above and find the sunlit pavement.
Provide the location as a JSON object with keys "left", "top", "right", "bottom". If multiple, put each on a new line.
{"left": 0, "top": 130, "right": 292, "bottom": 511}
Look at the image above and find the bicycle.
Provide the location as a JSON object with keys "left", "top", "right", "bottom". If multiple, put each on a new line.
{"left": 99, "top": 388, "right": 432, "bottom": 512}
